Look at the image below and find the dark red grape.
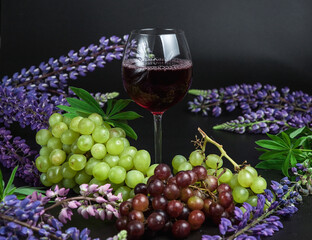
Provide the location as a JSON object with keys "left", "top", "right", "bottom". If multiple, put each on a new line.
{"left": 167, "top": 176, "right": 177, "bottom": 185}
{"left": 154, "top": 164, "right": 172, "bottom": 180}
{"left": 115, "top": 216, "right": 128, "bottom": 231}
{"left": 167, "top": 200, "right": 184, "bottom": 218}
{"left": 127, "top": 220, "right": 145, "bottom": 238}
{"left": 163, "top": 221, "right": 173, "bottom": 233}
{"left": 176, "top": 171, "right": 192, "bottom": 188}
{"left": 152, "top": 195, "right": 167, "bottom": 210}
{"left": 225, "top": 202, "right": 235, "bottom": 213}
{"left": 172, "top": 220, "right": 191, "bottom": 238}
{"left": 163, "top": 184, "right": 180, "bottom": 200}
{"left": 134, "top": 183, "right": 148, "bottom": 195}
{"left": 148, "top": 179, "right": 165, "bottom": 196}
{"left": 187, "top": 196, "right": 204, "bottom": 210}
{"left": 180, "top": 188, "right": 194, "bottom": 202}
{"left": 202, "top": 175, "right": 218, "bottom": 192}
{"left": 188, "top": 210, "right": 205, "bottom": 229}
{"left": 187, "top": 170, "right": 198, "bottom": 184}
{"left": 128, "top": 210, "right": 145, "bottom": 222}
{"left": 177, "top": 206, "right": 191, "bottom": 220}
{"left": 213, "top": 211, "right": 229, "bottom": 225}
{"left": 218, "top": 191, "right": 233, "bottom": 208}
{"left": 155, "top": 209, "right": 169, "bottom": 222}
{"left": 147, "top": 175, "right": 157, "bottom": 185}
{"left": 192, "top": 166, "right": 207, "bottom": 180}
{"left": 132, "top": 194, "right": 149, "bottom": 212}
{"left": 209, "top": 202, "right": 224, "bottom": 217}
{"left": 119, "top": 201, "right": 132, "bottom": 216}
{"left": 147, "top": 212, "right": 165, "bottom": 231}
{"left": 193, "top": 189, "right": 205, "bottom": 199}
{"left": 203, "top": 198, "right": 213, "bottom": 216}
{"left": 217, "top": 183, "right": 232, "bottom": 194}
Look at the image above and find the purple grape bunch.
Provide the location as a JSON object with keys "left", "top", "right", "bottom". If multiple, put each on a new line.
{"left": 188, "top": 83, "right": 312, "bottom": 134}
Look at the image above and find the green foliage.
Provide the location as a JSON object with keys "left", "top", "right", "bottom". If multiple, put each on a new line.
{"left": 0, "top": 166, "right": 45, "bottom": 200}
{"left": 57, "top": 87, "right": 141, "bottom": 140}
{"left": 255, "top": 127, "right": 312, "bottom": 177}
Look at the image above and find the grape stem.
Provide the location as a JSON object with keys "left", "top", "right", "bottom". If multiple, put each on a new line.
{"left": 189, "top": 184, "right": 217, "bottom": 201}
{"left": 198, "top": 128, "right": 240, "bottom": 171}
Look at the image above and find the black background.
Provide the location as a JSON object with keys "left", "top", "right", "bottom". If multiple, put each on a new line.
{"left": 0, "top": 0, "right": 312, "bottom": 239}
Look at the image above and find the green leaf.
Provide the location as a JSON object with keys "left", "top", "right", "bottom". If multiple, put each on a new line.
{"left": 258, "top": 150, "right": 288, "bottom": 161}
{"left": 7, "top": 187, "right": 17, "bottom": 196}
{"left": 66, "top": 98, "right": 99, "bottom": 114}
{"left": 112, "top": 121, "right": 138, "bottom": 140}
{"left": 0, "top": 169, "right": 4, "bottom": 198}
{"left": 63, "top": 112, "right": 78, "bottom": 119}
{"left": 281, "top": 132, "right": 291, "bottom": 147}
{"left": 3, "top": 166, "right": 18, "bottom": 197}
{"left": 255, "top": 160, "right": 283, "bottom": 170}
{"left": 57, "top": 105, "right": 80, "bottom": 114}
{"left": 108, "top": 99, "right": 132, "bottom": 116}
{"left": 292, "top": 136, "right": 307, "bottom": 149}
{"left": 70, "top": 87, "right": 105, "bottom": 115}
{"left": 289, "top": 127, "right": 306, "bottom": 138}
{"left": 282, "top": 152, "right": 291, "bottom": 177}
{"left": 109, "top": 111, "right": 142, "bottom": 120}
{"left": 14, "top": 187, "right": 45, "bottom": 196}
{"left": 255, "top": 139, "right": 288, "bottom": 151}
{"left": 266, "top": 134, "right": 288, "bottom": 147}
{"left": 289, "top": 152, "right": 297, "bottom": 167}
{"left": 302, "top": 136, "right": 312, "bottom": 150}
{"left": 106, "top": 99, "right": 113, "bottom": 115}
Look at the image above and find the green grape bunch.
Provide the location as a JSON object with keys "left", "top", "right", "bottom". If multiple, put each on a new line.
{"left": 35, "top": 112, "right": 153, "bottom": 200}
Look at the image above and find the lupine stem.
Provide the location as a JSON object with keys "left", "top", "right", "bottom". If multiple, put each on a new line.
{"left": 0, "top": 213, "right": 61, "bottom": 240}
{"left": 198, "top": 128, "right": 240, "bottom": 171}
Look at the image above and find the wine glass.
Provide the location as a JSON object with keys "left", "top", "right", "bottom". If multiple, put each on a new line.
{"left": 122, "top": 28, "right": 192, "bottom": 164}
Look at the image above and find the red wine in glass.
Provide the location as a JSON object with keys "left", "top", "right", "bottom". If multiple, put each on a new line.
{"left": 122, "top": 28, "right": 192, "bottom": 164}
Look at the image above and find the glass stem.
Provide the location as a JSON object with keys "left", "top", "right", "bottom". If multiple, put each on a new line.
{"left": 153, "top": 113, "right": 163, "bottom": 164}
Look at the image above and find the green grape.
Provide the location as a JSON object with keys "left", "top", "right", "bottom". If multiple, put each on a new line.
{"left": 52, "top": 122, "right": 68, "bottom": 138}
{"left": 115, "top": 186, "right": 131, "bottom": 201}
{"left": 73, "top": 185, "right": 80, "bottom": 194}
{"left": 177, "top": 162, "right": 192, "bottom": 172}
{"left": 133, "top": 150, "right": 151, "bottom": 173}
{"left": 143, "top": 177, "right": 149, "bottom": 184}
{"left": 202, "top": 162, "right": 209, "bottom": 169}
{"left": 62, "top": 178, "right": 76, "bottom": 188}
{"left": 36, "top": 129, "right": 52, "bottom": 145}
{"left": 75, "top": 170, "right": 92, "bottom": 185}
{"left": 35, "top": 156, "right": 52, "bottom": 172}
{"left": 246, "top": 195, "right": 258, "bottom": 207}
{"left": 92, "top": 162, "right": 110, "bottom": 181}
{"left": 172, "top": 155, "right": 187, "bottom": 170}
{"left": 91, "top": 143, "right": 107, "bottom": 159}
{"left": 88, "top": 113, "right": 103, "bottom": 126}
{"left": 102, "top": 122, "right": 111, "bottom": 129}
{"left": 217, "top": 168, "right": 233, "bottom": 183}
{"left": 47, "top": 137, "right": 62, "bottom": 149}
{"left": 232, "top": 186, "right": 249, "bottom": 203}
{"left": 129, "top": 189, "right": 135, "bottom": 199}
{"left": 173, "top": 168, "right": 178, "bottom": 175}
{"left": 207, "top": 168, "right": 216, "bottom": 176}
{"left": 85, "top": 158, "right": 101, "bottom": 175}
{"left": 89, "top": 178, "right": 108, "bottom": 186}
{"left": 250, "top": 176, "right": 267, "bottom": 194}
{"left": 46, "top": 166, "right": 63, "bottom": 183}
{"left": 77, "top": 135, "right": 94, "bottom": 151}
{"left": 228, "top": 174, "right": 240, "bottom": 189}
{"left": 69, "top": 116, "right": 83, "bottom": 132}
{"left": 62, "top": 144, "right": 71, "bottom": 154}
{"left": 49, "top": 113, "right": 63, "bottom": 127}
{"left": 247, "top": 188, "right": 255, "bottom": 197}
{"left": 125, "top": 170, "right": 144, "bottom": 188}
{"left": 238, "top": 169, "right": 255, "bottom": 188}
{"left": 118, "top": 155, "right": 133, "bottom": 171}
{"left": 189, "top": 150, "right": 205, "bottom": 166}
{"left": 68, "top": 154, "right": 87, "bottom": 171}
{"left": 40, "top": 173, "right": 53, "bottom": 187}
{"left": 78, "top": 118, "right": 95, "bottom": 135}
{"left": 61, "top": 129, "right": 79, "bottom": 145}
{"left": 61, "top": 162, "right": 77, "bottom": 178}
{"left": 71, "top": 140, "right": 86, "bottom": 154}
{"left": 92, "top": 126, "right": 110, "bottom": 143}
{"left": 109, "top": 181, "right": 124, "bottom": 190}
{"left": 63, "top": 116, "right": 72, "bottom": 126}
{"left": 104, "top": 155, "right": 120, "bottom": 168}
{"left": 109, "top": 166, "right": 126, "bottom": 184}
{"left": 205, "top": 154, "right": 223, "bottom": 169}
{"left": 120, "top": 137, "right": 130, "bottom": 148}
{"left": 106, "top": 137, "right": 124, "bottom": 155}
{"left": 49, "top": 149, "right": 66, "bottom": 166}
{"left": 120, "top": 146, "right": 137, "bottom": 158}
{"left": 109, "top": 127, "right": 126, "bottom": 138}
{"left": 39, "top": 146, "right": 53, "bottom": 157}
{"left": 245, "top": 166, "right": 258, "bottom": 178}
{"left": 146, "top": 164, "right": 158, "bottom": 177}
